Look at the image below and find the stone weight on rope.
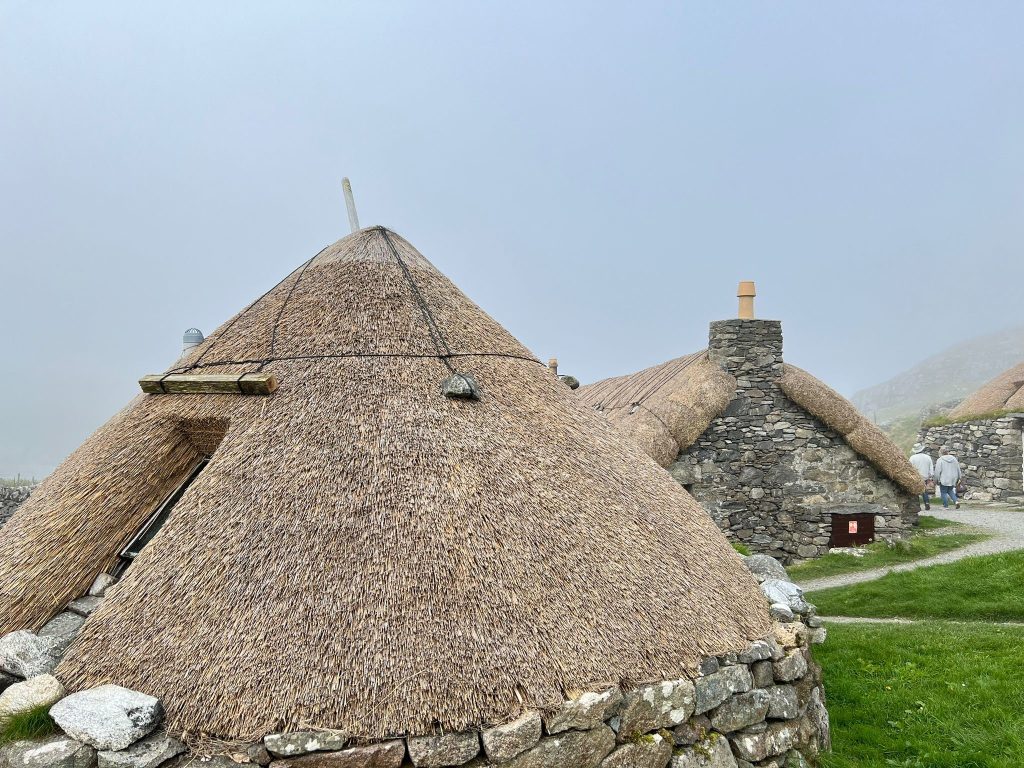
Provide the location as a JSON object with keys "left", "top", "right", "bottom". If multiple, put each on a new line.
{"left": 441, "top": 373, "right": 480, "bottom": 400}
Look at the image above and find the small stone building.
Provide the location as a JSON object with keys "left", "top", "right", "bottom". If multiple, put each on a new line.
{"left": 919, "top": 361, "right": 1024, "bottom": 503}
{"left": 0, "top": 231, "right": 829, "bottom": 767}
{"left": 579, "top": 285, "right": 922, "bottom": 562}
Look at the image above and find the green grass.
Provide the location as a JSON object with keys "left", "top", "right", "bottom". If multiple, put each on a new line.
{"left": 818, "top": 621, "right": 1024, "bottom": 767}
{"left": 787, "top": 523, "right": 985, "bottom": 582}
{"left": 915, "top": 516, "right": 957, "bottom": 530}
{"left": 0, "top": 704, "right": 58, "bottom": 745}
{"left": 731, "top": 542, "right": 751, "bottom": 556}
{"left": 808, "top": 551, "right": 1024, "bottom": 621}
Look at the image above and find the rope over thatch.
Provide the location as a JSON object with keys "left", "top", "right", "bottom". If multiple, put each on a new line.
{"left": 575, "top": 353, "right": 736, "bottom": 467}
{"left": 0, "top": 228, "right": 770, "bottom": 742}
{"left": 948, "top": 360, "right": 1024, "bottom": 420}
{"left": 778, "top": 365, "right": 924, "bottom": 494}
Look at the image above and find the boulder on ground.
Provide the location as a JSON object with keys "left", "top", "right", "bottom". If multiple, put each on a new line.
{"left": 37, "top": 613, "right": 86, "bottom": 641}
{"left": 0, "top": 674, "right": 65, "bottom": 723}
{"left": 1, "top": 735, "right": 96, "bottom": 768}
{"left": 0, "top": 631, "right": 66, "bottom": 679}
{"left": 88, "top": 575, "right": 119, "bottom": 598}
{"left": 742, "top": 555, "right": 788, "bottom": 583}
{"left": 50, "top": 685, "right": 163, "bottom": 751}
{"left": 759, "top": 580, "right": 810, "bottom": 616}
{"left": 98, "top": 732, "right": 185, "bottom": 768}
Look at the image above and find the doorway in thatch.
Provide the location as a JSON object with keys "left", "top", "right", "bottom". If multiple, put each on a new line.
{"left": 112, "top": 418, "right": 228, "bottom": 576}
{"left": 113, "top": 459, "right": 207, "bottom": 576}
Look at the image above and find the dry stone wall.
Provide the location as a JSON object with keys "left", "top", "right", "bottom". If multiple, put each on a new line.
{"left": 0, "top": 560, "right": 830, "bottom": 768}
{"left": 0, "top": 486, "right": 33, "bottom": 528}
{"left": 918, "top": 417, "right": 1024, "bottom": 503}
{"left": 668, "top": 320, "right": 917, "bottom": 562}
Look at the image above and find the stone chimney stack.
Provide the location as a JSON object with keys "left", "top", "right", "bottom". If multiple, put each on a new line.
{"left": 708, "top": 281, "right": 783, "bottom": 380}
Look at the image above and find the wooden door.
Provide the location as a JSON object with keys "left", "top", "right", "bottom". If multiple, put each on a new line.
{"left": 830, "top": 513, "right": 875, "bottom": 547}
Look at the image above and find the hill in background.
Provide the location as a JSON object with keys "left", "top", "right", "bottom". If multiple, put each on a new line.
{"left": 852, "top": 325, "right": 1024, "bottom": 452}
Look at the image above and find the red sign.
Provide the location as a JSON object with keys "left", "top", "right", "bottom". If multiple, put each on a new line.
{"left": 848, "top": 521, "right": 858, "bottom": 534}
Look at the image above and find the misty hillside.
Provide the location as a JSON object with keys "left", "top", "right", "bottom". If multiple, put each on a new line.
{"left": 852, "top": 325, "right": 1024, "bottom": 423}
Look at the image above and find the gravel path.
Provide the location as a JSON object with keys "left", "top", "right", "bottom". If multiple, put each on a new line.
{"left": 795, "top": 504, "right": 1024, "bottom": 593}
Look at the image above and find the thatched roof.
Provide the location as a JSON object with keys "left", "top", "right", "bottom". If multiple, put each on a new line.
{"left": 578, "top": 354, "right": 923, "bottom": 495}
{"left": 0, "top": 227, "right": 770, "bottom": 741}
{"left": 948, "top": 360, "right": 1024, "bottom": 420}
{"left": 575, "top": 353, "right": 737, "bottom": 467}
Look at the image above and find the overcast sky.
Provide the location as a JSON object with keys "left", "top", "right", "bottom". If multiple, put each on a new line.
{"left": 2, "top": 2, "right": 1023, "bottom": 478}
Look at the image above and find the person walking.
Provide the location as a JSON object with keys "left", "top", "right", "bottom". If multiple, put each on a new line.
{"left": 934, "top": 446, "right": 962, "bottom": 509}
{"left": 909, "top": 442, "right": 935, "bottom": 510}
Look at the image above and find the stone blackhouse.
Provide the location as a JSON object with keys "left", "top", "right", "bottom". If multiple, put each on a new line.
{"left": 579, "top": 287, "right": 922, "bottom": 562}
{"left": 918, "top": 360, "right": 1024, "bottom": 503}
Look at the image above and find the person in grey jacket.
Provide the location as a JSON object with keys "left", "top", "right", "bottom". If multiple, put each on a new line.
{"left": 909, "top": 442, "right": 934, "bottom": 510}
{"left": 934, "top": 446, "right": 962, "bottom": 509}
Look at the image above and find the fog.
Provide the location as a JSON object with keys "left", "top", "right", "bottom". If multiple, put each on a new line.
{"left": 2, "top": 1, "right": 1023, "bottom": 477}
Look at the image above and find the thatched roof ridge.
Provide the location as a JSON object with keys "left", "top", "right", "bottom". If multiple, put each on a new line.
{"left": 575, "top": 352, "right": 736, "bottom": 467}
{"left": 0, "top": 227, "right": 770, "bottom": 741}
{"left": 777, "top": 365, "right": 924, "bottom": 494}
{"left": 948, "top": 360, "right": 1024, "bottom": 420}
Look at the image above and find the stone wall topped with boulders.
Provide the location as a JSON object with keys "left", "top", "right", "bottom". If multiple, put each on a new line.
{"left": 0, "top": 485, "right": 34, "bottom": 528}
{"left": 0, "top": 557, "right": 830, "bottom": 768}
{"left": 668, "top": 320, "right": 918, "bottom": 563}
{"left": 918, "top": 417, "right": 1023, "bottom": 503}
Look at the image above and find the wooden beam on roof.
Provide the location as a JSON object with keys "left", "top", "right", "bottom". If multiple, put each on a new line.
{"left": 139, "top": 373, "right": 278, "bottom": 396}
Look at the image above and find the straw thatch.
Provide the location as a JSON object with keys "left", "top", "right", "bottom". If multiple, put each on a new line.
{"left": 778, "top": 365, "right": 924, "bottom": 494}
{"left": 948, "top": 361, "right": 1024, "bottom": 420}
{"left": 0, "top": 227, "right": 770, "bottom": 742}
{"left": 575, "top": 353, "right": 737, "bottom": 467}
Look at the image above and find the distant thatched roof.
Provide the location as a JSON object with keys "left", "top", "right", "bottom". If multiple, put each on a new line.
{"left": 948, "top": 361, "right": 1024, "bottom": 420}
{"left": 578, "top": 353, "right": 923, "bottom": 495}
{"left": 0, "top": 227, "right": 770, "bottom": 742}
{"left": 575, "top": 353, "right": 736, "bottom": 467}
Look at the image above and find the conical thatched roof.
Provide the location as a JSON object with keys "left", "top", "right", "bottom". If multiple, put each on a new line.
{"left": 948, "top": 360, "right": 1024, "bottom": 420}
{"left": 0, "top": 227, "right": 770, "bottom": 741}
{"left": 578, "top": 352, "right": 923, "bottom": 494}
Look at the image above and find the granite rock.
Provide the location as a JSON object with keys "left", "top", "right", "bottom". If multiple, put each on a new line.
{"left": 50, "top": 685, "right": 164, "bottom": 751}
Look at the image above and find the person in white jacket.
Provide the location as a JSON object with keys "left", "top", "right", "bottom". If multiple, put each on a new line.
{"left": 934, "top": 446, "right": 962, "bottom": 509}
{"left": 909, "top": 442, "right": 934, "bottom": 510}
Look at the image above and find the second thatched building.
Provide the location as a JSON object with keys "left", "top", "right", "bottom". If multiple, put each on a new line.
{"left": 579, "top": 283, "right": 922, "bottom": 561}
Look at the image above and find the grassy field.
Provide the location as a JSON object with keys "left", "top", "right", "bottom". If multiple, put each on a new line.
{"left": 787, "top": 517, "right": 986, "bottom": 582}
{"left": 808, "top": 551, "right": 1024, "bottom": 621}
{"left": 818, "top": 621, "right": 1024, "bottom": 767}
